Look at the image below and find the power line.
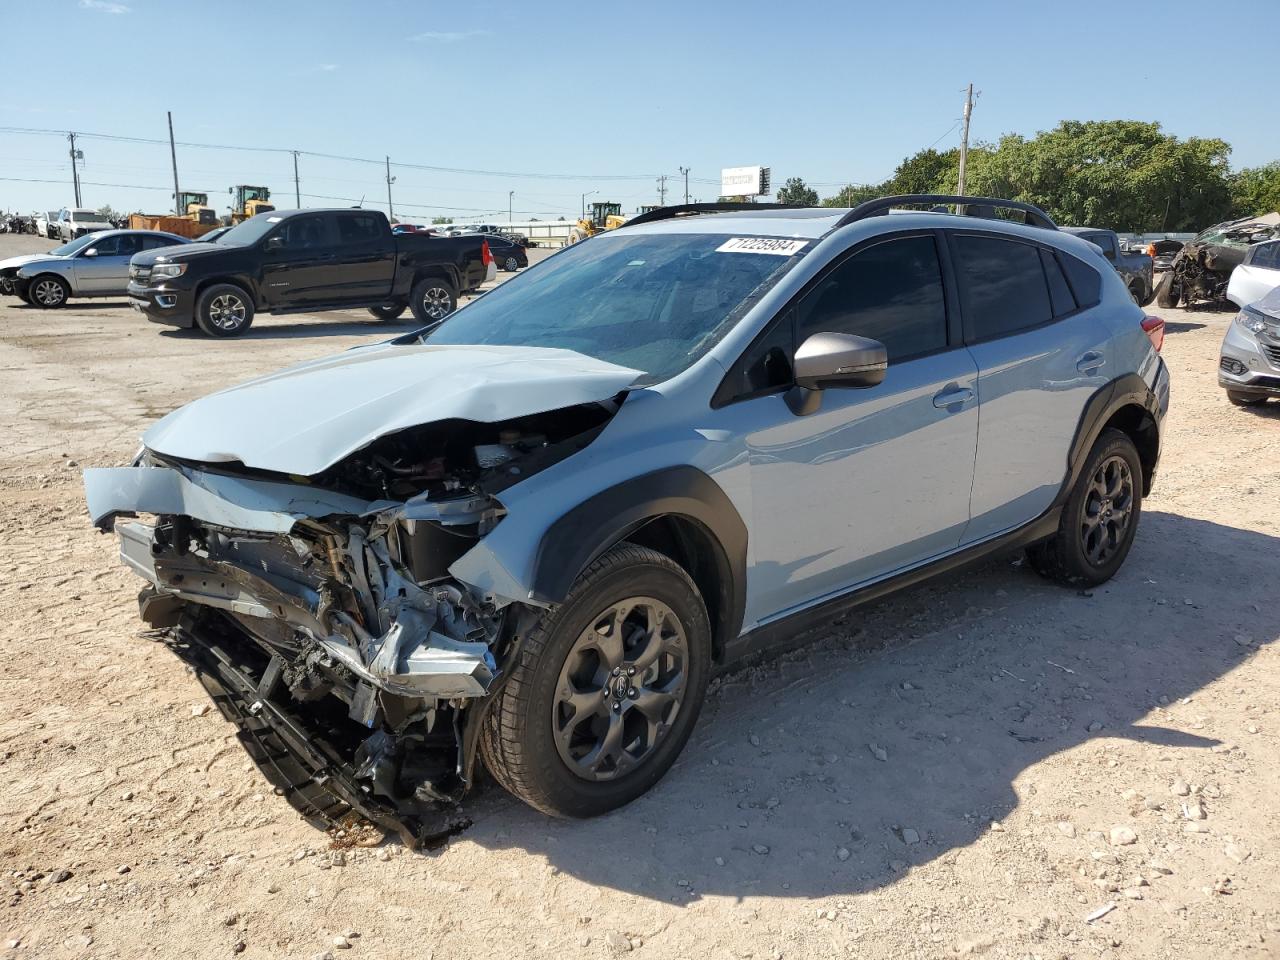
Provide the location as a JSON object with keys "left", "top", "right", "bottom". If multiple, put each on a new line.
{"left": 0, "top": 125, "right": 662, "bottom": 181}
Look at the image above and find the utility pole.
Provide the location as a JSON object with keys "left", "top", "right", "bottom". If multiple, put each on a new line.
{"left": 167, "top": 111, "right": 181, "bottom": 214}
{"left": 957, "top": 82, "right": 975, "bottom": 197}
{"left": 385, "top": 156, "right": 395, "bottom": 221}
{"left": 581, "top": 190, "right": 596, "bottom": 218}
{"left": 657, "top": 174, "right": 667, "bottom": 206}
{"left": 68, "top": 132, "right": 82, "bottom": 207}
{"left": 292, "top": 151, "right": 301, "bottom": 208}
{"left": 678, "top": 166, "right": 690, "bottom": 204}
{"left": 508, "top": 190, "right": 514, "bottom": 224}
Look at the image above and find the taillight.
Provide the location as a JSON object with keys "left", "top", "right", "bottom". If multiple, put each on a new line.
{"left": 481, "top": 240, "right": 492, "bottom": 267}
{"left": 1141, "top": 315, "right": 1164, "bottom": 352}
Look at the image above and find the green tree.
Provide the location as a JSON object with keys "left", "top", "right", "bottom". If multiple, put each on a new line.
{"left": 431, "top": 216, "right": 453, "bottom": 225}
{"left": 821, "top": 184, "right": 884, "bottom": 207}
{"left": 775, "top": 177, "right": 819, "bottom": 206}
{"left": 1231, "top": 162, "right": 1280, "bottom": 217}
{"left": 97, "top": 204, "right": 119, "bottom": 221}
{"left": 969, "top": 121, "right": 1232, "bottom": 231}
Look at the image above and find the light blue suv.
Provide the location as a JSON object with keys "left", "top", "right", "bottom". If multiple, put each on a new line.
{"left": 85, "top": 195, "right": 1170, "bottom": 841}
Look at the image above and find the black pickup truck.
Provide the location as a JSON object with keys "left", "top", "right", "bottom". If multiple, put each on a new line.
{"left": 127, "top": 208, "right": 495, "bottom": 337}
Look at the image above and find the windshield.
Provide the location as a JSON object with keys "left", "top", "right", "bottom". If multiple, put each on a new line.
{"left": 423, "top": 232, "right": 809, "bottom": 383}
{"left": 214, "top": 213, "right": 282, "bottom": 246}
{"left": 49, "top": 234, "right": 101, "bottom": 257}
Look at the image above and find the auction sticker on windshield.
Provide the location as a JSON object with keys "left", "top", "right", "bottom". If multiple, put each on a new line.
{"left": 716, "top": 237, "right": 808, "bottom": 256}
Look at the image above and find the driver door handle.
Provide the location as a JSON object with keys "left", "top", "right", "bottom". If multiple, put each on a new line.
{"left": 932, "top": 386, "right": 974, "bottom": 409}
{"left": 1077, "top": 351, "right": 1106, "bottom": 374}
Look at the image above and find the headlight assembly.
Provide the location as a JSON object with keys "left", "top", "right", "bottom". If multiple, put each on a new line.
{"left": 150, "top": 262, "right": 187, "bottom": 280}
{"left": 1235, "top": 309, "right": 1268, "bottom": 335}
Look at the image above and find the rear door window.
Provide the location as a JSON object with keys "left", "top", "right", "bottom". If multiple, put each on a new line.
{"left": 796, "top": 234, "right": 948, "bottom": 362}
{"left": 276, "top": 215, "right": 338, "bottom": 251}
{"left": 952, "top": 234, "right": 1052, "bottom": 342}
{"left": 337, "top": 214, "right": 383, "bottom": 244}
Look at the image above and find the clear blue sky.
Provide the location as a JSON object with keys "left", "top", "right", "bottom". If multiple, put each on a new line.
{"left": 2, "top": 0, "right": 1275, "bottom": 222}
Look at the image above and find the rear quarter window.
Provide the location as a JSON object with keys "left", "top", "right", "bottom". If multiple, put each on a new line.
{"left": 1059, "top": 251, "right": 1102, "bottom": 308}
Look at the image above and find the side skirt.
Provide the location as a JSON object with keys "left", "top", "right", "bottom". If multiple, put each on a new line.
{"left": 719, "top": 507, "right": 1060, "bottom": 671}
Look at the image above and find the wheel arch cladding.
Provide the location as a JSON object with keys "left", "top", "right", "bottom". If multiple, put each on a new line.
{"left": 529, "top": 466, "right": 747, "bottom": 662}
{"left": 1065, "top": 372, "right": 1163, "bottom": 500}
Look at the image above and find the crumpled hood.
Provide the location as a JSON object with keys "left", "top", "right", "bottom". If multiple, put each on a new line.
{"left": 143, "top": 342, "right": 641, "bottom": 476}
{"left": 0, "top": 253, "right": 57, "bottom": 273}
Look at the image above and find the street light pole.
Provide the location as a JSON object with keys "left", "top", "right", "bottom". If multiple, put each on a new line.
{"left": 385, "top": 156, "right": 395, "bottom": 221}
{"left": 678, "top": 166, "right": 690, "bottom": 204}
{"left": 581, "top": 190, "right": 597, "bottom": 218}
{"left": 509, "top": 190, "right": 514, "bottom": 225}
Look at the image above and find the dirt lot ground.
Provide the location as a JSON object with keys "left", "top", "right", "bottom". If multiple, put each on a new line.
{"left": 0, "top": 233, "right": 1277, "bottom": 960}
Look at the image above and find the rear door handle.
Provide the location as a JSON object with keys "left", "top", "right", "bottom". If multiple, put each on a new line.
{"left": 932, "top": 386, "right": 974, "bottom": 409}
{"left": 1077, "top": 351, "right": 1105, "bottom": 374}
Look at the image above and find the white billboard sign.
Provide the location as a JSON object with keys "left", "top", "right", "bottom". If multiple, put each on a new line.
{"left": 720, "top": 165, "right": 770, "bottom": 197}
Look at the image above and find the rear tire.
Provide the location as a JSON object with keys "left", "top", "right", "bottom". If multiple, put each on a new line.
{"left": 479, "top": 543, "right": 711, "bottom": 818}
{"left": 503, "top": 255, "right": 520, "bottom": 272}
{"left": 1026, "top": 428, "right": 1143, "bottom": 587}
{"left": 1227, "top": 391, "right": 1268, "bottom": 407}
{"left": 567, "top": 227, "right": 588, "bottom": 245}
{"left": 29, "top": 274, "right": 70, "bottom": 308}
{"left": 194, "top": 283, "right": 254, "bottom": 337}
{"left": 408, "top": 276, "right": 457, "bottom": 325}
{"left": 367, "top": 302, "right": 407, "bottom": 321}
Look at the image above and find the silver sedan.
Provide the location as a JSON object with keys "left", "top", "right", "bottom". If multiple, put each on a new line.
{"left": 14, "top": 230, "right": 188, "bottom": 308}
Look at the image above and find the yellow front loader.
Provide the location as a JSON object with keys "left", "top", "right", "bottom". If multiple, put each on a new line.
{"left": 566, "top": 201, "right": 626, "bottom": 245}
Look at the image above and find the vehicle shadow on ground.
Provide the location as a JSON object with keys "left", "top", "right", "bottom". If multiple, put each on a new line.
{"left": 1162, "top": 320, "right": 1207, "bottom": 334}
{"left": 157, "top": 318, "right": 417, "bottom": 340}
{"left": 4, "top": 300, "right": 128, "bottom": 311}
{"left": 458, "top": 511, "right": 1276, "bottom": 902}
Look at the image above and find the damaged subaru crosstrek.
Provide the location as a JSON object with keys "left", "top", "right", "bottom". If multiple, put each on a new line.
{"left": 85, "top": 196, "right": 1169, "bottom": 844}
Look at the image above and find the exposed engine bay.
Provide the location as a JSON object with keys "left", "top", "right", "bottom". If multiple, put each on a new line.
{"left": 85, "top": 398, "right": 620, "bottom": 846}
{"left": 1157, "top": 212, "right": 1279, "bottom": 308}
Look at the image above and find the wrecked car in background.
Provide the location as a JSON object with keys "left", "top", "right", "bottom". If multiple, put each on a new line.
{"left": 1156, "top": 212, "right": 1280, "bottom": 308}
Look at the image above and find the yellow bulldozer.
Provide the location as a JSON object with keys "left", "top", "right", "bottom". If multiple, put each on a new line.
{"left": 566, "top": 201, "right": 625, "bottom": 245}
{"left": 177, "top": 191, "right": 218, "bottom": 226}
{"left": 228, "top": 185, "right": 275, "bottom": 224}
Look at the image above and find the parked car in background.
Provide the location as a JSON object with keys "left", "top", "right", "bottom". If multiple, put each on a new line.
{"left": 34, "top": 211, "right": 55, "bottom": 238}
{"left": 486, "top": 233, "right": 528, "bottom": 271}
{"left": 1144, "top": 239, "right": 1184, "bottom": 272}
{"left": 1061, "top": 227, "right": 1154, "bottom": 306}
{"left": 127, "top": 208, "right": 495, "bottom": 336}
{"left": 1219, "top": 284, "right": 1280, "bottom": 407}
{"left": 85, "top": 196, "right": 1168, "bottom": 839}
{"left": 12, "top": 230, "right": 188, "bottom": 308}
{"left": 196, "top": 225, "right": 234, "bottom": 244}
{"left": 54, "top": 208, "right": 115, "bottom": 241}
{"left": 1226, "top": 238, "right": 1280, "bottom": 309}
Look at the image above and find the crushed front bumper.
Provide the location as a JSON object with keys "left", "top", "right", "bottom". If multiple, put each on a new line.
{"left": 87, "top": 461, "right": 513, "bottom": 844}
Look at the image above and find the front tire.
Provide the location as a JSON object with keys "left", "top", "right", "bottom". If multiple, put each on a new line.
{"left": 408, "top": 276, "right": 457, "bottom": 325}
{"left": 29, "top": 274, "right": 70, "bottom": 308}
{"left": 480, "top": 543, "right": 711, "bottom": 818}
{"left": 1227, "top": 390, "right": 1268, "bottom": 407}
{"left": 367, "top": 302, "right": 407, "bottom": 321}
{"left": 1155, "top": 272, "right": 1181, "bottom": 308}
{"left": 194, "top": 283, "right": 254, "bottom": 337}
{"left": 1027, "top": 428, "right": 1143, "bottom": 586}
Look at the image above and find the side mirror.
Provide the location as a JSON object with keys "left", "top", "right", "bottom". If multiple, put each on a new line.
{"left": 787, "top": 332, "right": 887, "bottom": 415}
{"left": 263, "top": 236, "right": 283, "bottom": 252}
{"left": 83, "top": 247, "right": 98, "bottom": 257}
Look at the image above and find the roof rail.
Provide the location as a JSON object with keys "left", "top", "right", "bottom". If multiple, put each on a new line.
{"left": 835, "top": 194, "right": 1058, "bottom": 230}
{"left": 621, "top": 202, "right": 804, "bottom": 229}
